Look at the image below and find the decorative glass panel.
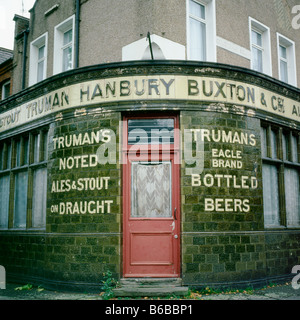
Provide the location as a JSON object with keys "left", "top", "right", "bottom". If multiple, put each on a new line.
{"left": 263, "top": 164, "right": 280, "bottom": 227}
{"left": 131, "top": 162, "right": 172, "bottom": 218}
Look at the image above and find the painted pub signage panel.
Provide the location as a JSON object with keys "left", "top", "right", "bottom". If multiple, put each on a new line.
{"left": 1, "top": 75, "right": 300, "bottom": 133}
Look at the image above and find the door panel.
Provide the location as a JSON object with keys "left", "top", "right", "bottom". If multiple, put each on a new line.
{"left": 123, "top": 115, "right": 180, "bottom": 278}
{"left": 131, "top": 162, "right": 172, "bottom": 218}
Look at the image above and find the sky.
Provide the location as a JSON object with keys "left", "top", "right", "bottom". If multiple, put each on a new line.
{"left": 0, "top": 0, "right": 36, "bottom": 50}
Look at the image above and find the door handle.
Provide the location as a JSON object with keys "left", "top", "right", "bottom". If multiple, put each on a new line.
{"left": 174, "top": 207, "right": 177, "bottom": 220}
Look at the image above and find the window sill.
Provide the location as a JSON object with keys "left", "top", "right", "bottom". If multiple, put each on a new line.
{"left": 264, "top": 225, "right": 300, "bottom": 231}
{"left": 264, "top": 225, "right": 286, "bottom": 230}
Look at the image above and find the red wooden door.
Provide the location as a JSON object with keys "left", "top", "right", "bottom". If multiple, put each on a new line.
{"left": 122, "top": 115, "right": 180, "bottom": 277}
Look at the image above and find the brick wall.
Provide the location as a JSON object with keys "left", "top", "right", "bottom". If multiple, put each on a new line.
{"left": 46, "top": 109, "right": 121, "bottom": 286}
{"left": 0, "top": 109, "right": 121, "bottom": 291}
{"left": 180, "top": 110, "right": 300, "bottom": 287}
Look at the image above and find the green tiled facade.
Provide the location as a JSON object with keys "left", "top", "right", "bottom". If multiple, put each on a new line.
{"left": 0, "top": 62, "right": 299, "bottom": 291}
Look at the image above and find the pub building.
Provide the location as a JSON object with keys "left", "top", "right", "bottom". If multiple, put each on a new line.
{"left": 0, "top": 0, "right": 299, "bottom": 293}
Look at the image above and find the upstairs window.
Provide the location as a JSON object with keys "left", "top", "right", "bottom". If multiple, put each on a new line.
{"left": 1, "top": 81, "right": 10, "bottom": 100}
{"left": 277, "top": 33, "right": 297, "bottom": 86}
{"left": 187, "top": 0, "right": 216, "bottom": 62}
{"left": 249, "top": 18, "right": 272, "bottom": 76}
{"left": 251, "top": 29, "right": 263, "bottom": 72}
{"left": 29, "top": 33, "right": 48, "bottom": 86}
{"left": 53, "top": 15, "right": 75, "bottom": 75}
{"left": 62, "top": 28, "right": 73, "bottom": 72}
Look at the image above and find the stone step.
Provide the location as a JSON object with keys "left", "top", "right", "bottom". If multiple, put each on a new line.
{"left": 113, "top": 286, "right": 189, "bottom": 297}
{"left": 119, "top": 278, "right": 182, "bottom": 288}
{"left": 113, "top": 278, "right": 189, "bottom": 297}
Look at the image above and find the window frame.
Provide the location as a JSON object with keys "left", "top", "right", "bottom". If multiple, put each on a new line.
{"left": 53, "top": 15, "right": 75, "bottom": 75}
{"left": 249, "top": 17, "right": 272, "bottom": 76}
{"left": 0, "top": 128, "right": 48, "bottom": 231}
{"left": 186, "top": 0, "right": 216, "bottom": 62}
{"left": 261, "top": 122, "right": 300, "bottom": 229}
{"left": 1, "top": 81, "right": 10, "bottom": 100}
{"left": 277, "top": 33, "right": 297, "bottom": 87}
{"left": 29, "top": 32, "right": 48, "bottom": 86}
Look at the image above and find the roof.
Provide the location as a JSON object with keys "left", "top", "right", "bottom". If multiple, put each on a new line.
{"left": 0, "top": 48, "right": 13, "bottom": 65}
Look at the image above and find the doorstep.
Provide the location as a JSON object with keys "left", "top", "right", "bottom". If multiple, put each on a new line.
{"left": 113, "top": 278, "right": 189, "bottom": 297}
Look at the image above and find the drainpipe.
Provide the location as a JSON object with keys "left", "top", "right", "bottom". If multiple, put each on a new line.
{"left": 75, "top": 0, "right": 80, "bottom": 68}
{"left": 22, "top": 29, "right": 29, "bottom": 90}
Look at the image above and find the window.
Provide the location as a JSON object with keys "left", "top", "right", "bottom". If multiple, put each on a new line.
{"left": 277, "top": 33, "right": 297, "bottom": 86}
{"left": 261, "top": 123, "right": 300, "bottom": 228}
{"left": 29, "top": 33, "right": 48, "bottom": 86}
{"left": 187, "top": 0, "right": 216, "bottom": 62}
{"left": 0, "top": 142, "right": 11, "bottom": 229}
{"left": 0, "top": 128, "right": 48, "bottom": 230}
{"left": 1, "top": 81, "right": 10, "bottom": 100}
{"left": 131, "top": 162, "right": 172, "bottom": 218}
{"left": 53, "top": 15, "right": 75, "bottom": 75}
{"left": 251, "top": 29, "right": 263, "bottom": 72}
{"left": 128, "top": 118, "right": 175, "bottom": 145}
{"left": 249, "top": 18, "right": 272, "bottom": 76}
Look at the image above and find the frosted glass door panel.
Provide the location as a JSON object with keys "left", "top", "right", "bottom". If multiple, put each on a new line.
{"left": 131, "top": 162, "right": 172, "bottom": 218}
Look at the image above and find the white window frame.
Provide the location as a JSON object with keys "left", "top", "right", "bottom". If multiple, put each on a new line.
{"left": 53, "top": 15, "right": 75, "bottom": 75}
{"left": 1, "top": 81, "right": 10, "bottom": 100}
{"left": 277, "top": 33, "right": 297, "bottom": 87}
{"left": 29, "top": 32, "right": 48, "bottom": 86}
{"left": 186, "top": 0, "right": 216, "bottom": 62}
{"left": 249, "top": 17, "right": 272, "bottom": 76}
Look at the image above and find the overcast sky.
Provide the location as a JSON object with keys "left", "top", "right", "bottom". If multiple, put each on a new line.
{"left": 0, "top": 0, "right": 36, "bottom": 50}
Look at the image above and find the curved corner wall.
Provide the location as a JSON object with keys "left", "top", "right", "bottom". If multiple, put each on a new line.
{"left": 0, "top": 61, "right": 299, "bottom": 291}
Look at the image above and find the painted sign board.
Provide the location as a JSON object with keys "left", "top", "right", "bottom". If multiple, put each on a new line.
{"left": 1, "top": 75, "right": 300, "bottom": 133}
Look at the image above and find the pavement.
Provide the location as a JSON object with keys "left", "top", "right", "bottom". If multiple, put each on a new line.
{"left": 0, "top": 281, "right": 299, "bottom": 300}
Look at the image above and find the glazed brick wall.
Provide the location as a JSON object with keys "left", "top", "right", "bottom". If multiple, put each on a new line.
{"left": 180, "top": 110, "right": 264, "bottom": 233}
{"left": 1, "top": 107, "right": 299, "bottom": 289}
{"left": 180, "top": 110, "right": 299, "bottom": 287}
{"left": 0, "top": 109, "right": 121, "bottom": 289}
{"left": 45, "top": 109, "right": 122, "bottom": 284}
